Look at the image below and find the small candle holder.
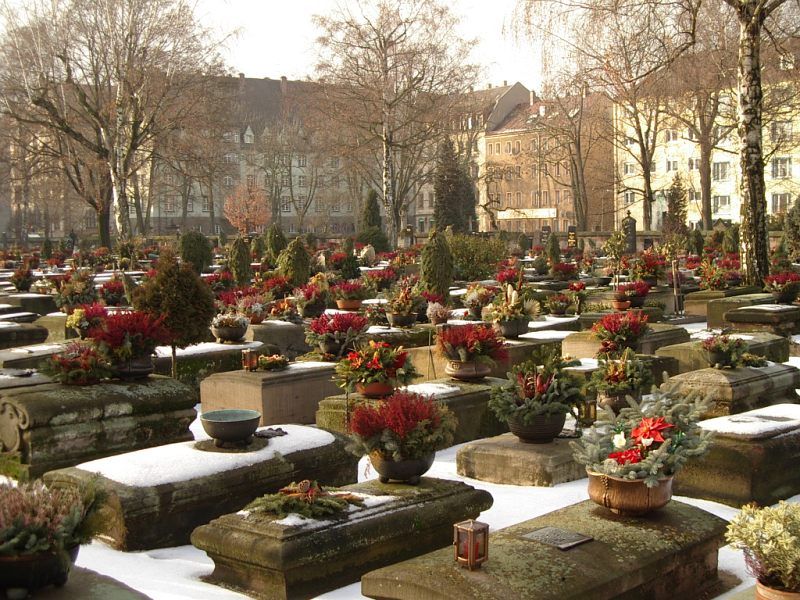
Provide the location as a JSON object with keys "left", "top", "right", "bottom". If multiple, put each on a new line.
{"left": 453, "top": 519, "right": 488, "bottom": 570}
{"left": 241, "top": 349, "right": 259, "bottom": 371}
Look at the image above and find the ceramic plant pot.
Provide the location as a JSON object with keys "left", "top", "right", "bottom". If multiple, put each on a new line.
{"left": 444, "top": 359, "right": 491, "bottom": 381}
{"left": 356, "top": 381, "right": 395, "bottom": 399}
{"left": 587, "top": 470, "right": 673, "bottom": 516}
{"left": 369, "top": 451, "right": 435, "bottom": 485}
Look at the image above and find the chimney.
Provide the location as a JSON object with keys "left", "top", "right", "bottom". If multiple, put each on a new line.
{"left": 503, "top": 80, "right": 508, "bottom": 87}
{"left": 529, "top": 91, "right": 535, "bottom": 106}
{"left": 539, "top": 105, "right": 546, "bottom": 117}
{"left": 238, "top": 72, "right": 245, "bottom": 79}
{"left": 487, "top": 83, "right": 492, "bottom": 89}
{"left": 280, "top": 75, "right": 288, "bottom": 94}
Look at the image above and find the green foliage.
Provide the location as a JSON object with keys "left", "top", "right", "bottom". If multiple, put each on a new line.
{"left": 54, "top": 270, "right": 98, "bottom": 310}
{"left": 337, "top": 238, "right": 361, "bottom": 279}
{"left": 251, "top": 234, "right": 266, "bottom": 260}
{"left": 783, "top": 199, "right": 800, "bottom": 261}
{"left": 343, "top": 237, "right": 354, "bottom": 255}
{"left": 722, "top": 224, "right": 740, "bottom": 255}
{"left": 603, "top": 230, "right": 626, "bottom": 261}
{"left": 217, "top": 230, "right": 228, "bottom": 247}
{"left": 229, "top": 236, "right": 252, "bottom": 286}
{"left": 356, "top": 226, "right": 390, "bottom": 253}
{"left": 420, "top": 228, "right": 453, "bottom": 300}
{"left": 361, "top": 189, "right": 382, "bottom": 230}
{"left": 545, "top": 231, "right": 561, "bottom": 269}
{"left": 276, "top": 237, "right": 311, "bottom": 287}
{"left": 664, "top": 174, "right": 688, "bottom": 238}
{"left": 448, "top": 234, "right": 505, "bottom": 281}
{"left": 132, "top": 249, "right": 215, "bottom": 349}
{"left": 245, "top": 480, "right": 363, "bottom": 520}
{"left": 517, "top": 233, "right": 530, "bottom": 253}
{"left": 266, "top": 223, "right": 288, "bottom": 263}
{"left": 179, "top": 230, "right": 212, "bottom": 275}
{"left": 587, "top": 348, "right": 653, "bottom": 396}
{"left": 433, "top": 138, "right": 476, "bottom": 233}
{"left": 304, "top": 232, "right": 317, "bottom": 249}
{"left": 42, "top": 238, "right": 53, "bottom": 260}
{"left": 689, "top": 228, "right": 704, "bottom": 256}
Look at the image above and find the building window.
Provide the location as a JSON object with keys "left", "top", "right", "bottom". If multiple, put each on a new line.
{"left": 331, "top": 200, "right": 340, "bottom": 212}
{"left": 649, "top": 161, "right": 657, "bottom": 173}
{"left": 541, "top": 191, "right": 550, "bottom": 205}
{"left": 223, "top": 153, "right": 237, "bottom": 164}
{"left": 665, "top": 129, "right": 679, "bottom": 142}
{"left": 623, "top": 162, "right": 635, "bottom": 175}
{"left": 223, "top": 176, "right": 234, "bottom": 187}
{"left": 297, "top": 155, "right": 307, "bottom": 167}
{"left": 513, "top": 140, "right": 521, "bottom": 154}
{"left": 202, "top": 196, "right": 209, "bottom": 212}
{"left": 244, "top": 131, "right": 254, "bottom": 144}
{"left": 771, "top": 157, "right": 792, "bottom": 179}
{"left": 771, "top": 121, "right": 793, "bottom": 143}
{"left": 626, "top": 137, "right": 636, "bottom": 146}
{"left": 128, "top": 203, "right": 136, "bottom": 215}
{"left": 505, "top": 192, "right": 512, "bottom": 206}
{"left": 214, "top": 224, "right": 222, "bottom": 234}
{"left": 164, "top": 197, "right": 175, "bottom": 213}
{"left": 687, "top": 128, "right": 697, "bottom": 141}
{"left": 555, "top": 190, "right": 561, "bottom": 205}
{"left": 246, "top": 174, "right": 255, "bottom": 187}
{"left": 714, "top": 125, "right": 730, "bottom": 142}
{"left": 515, "top": 192, "right": 522, "bottom": 207}
{"left": 688, "top": 158, "right": 699, "bottom": 171}
{"left": 772, "top": 193, "right": 792, "bottom": 214}
{"left": 417, "top": 195, "right": 424, "bottom": 209}
{"left": 563, "top": 190, "right": 571, "bottom": 205}
{"left": 281, "top": 174, "right": 290, "bottom": 186}
{"left": 298, "top": 176, "right": 307, "bottom": 188}
{"left": 623, "top": 191, "right": 636, "bottom": 206}
{"left": 515, "top": 166, "right": 522, "bottom": 178}
{"left": 494, "top": 142, "right": 500, "bottom": 154}
{"left": 418, "top": 218, "right": 426, "bottom": 233}
{"left": 712, "top": 162, "right": 730, "bottom": 181}
{"left": 223, "top": 131, "right": 239, "bottom": 143}
{"left": 345, "top": 201, "right": 353, "bottom": 213}
{"left": 712, "top": 195, "right": 730, "bottom": 212}
{"left": 187, "top": 199, "right": 194, "bottom": 213}
{"left": 281, "top": 198, "right": 291, "bottom": 213}
{"left": 488, "top": 144, "right": 493, "bottom": 156}
{"left": 428, "top": 192, "right": 435, "bottom": 208}
{"left": 504, "top": 142, "right": 511, "bottom": 154}
{"left": 666, "top": 160, "right": 678, "bottom": 172}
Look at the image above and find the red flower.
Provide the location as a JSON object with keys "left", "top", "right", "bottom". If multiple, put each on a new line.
{"left": 631, "top": 417, "right": 674, "bottom": 445}
{"left": 568, "top": 281, "right": 586, "bottom": 292}
{"left": 608, "top": 448, "right": 643, "bottom": 465}
{"left": 309, "top": 313, "right": 369, "bottom": 335}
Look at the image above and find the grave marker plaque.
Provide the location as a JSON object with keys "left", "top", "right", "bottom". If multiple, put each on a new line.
{"left": 539, "top": 225, "right": 551, "bottom": 246}
{"left": 567, "top": 226, "right": 577, "bottom": 248}
{"left": 621, "top": 211, "right": 637, "bottom": 254}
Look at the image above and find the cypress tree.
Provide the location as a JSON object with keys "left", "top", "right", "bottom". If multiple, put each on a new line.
{"left": 179, "top": 230, "right": 212, "bottom": 275}
{"left": 42, "top": 238, "right": 53, "bottom": 260}
{"left": 338, "top": 237, "right": 361, "bottom": 280}
{"left": 420, "top": 228, "right": 453, "bottom": 301}
{"left": 545, "top": 231, "right": 561, "bottom": 269}
{"left": 785, "top": 199, "right": 800, "bottom": 261}
{"left": 361, "top": 189, "right": 382, "bottom": 230}
{"left": 266, "top": 223, "right": 288, "bottom": 263}
{"left": 277, "top": 237, "right": 311, "bottom": 287}
{"left": 433, "top": 138, "right": 463, "bottom": 232}
{"left": 230, "top": 236, "right": 252, "bottom": 287}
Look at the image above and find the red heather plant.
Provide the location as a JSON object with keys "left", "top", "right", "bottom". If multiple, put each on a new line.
{"left": 421, "top": 290, "right": 444, "bottom": 304}
{"left": 330, "top": 281, "right": 367, "bottom": 300}
{"left": 205, "top": 271, "right": 235, "bottom": 292}
{"left": 436, "top": 324, "right": 508, "bottom": 364}
{"left": 363, "top": 268, "right": 398, "bottom": 286}
{"left": 591, "top": 311, "right": 650, "bottom": 357}
{"left": 764, "top": 272, "right": 800, "bottom": 293}
{"left": 89, "top": 311, "right": 173, "bottom": 361}
{"left": 335, "top": 340, "right": 418, "bottom": 392}
{"left": 328, "top": 252, "right": 348, "bottom": 269}
{"left": 261, "top": 275, "right": 293, "bottom": 298}
{"left": 348, "top": 391, "right": 457, "bottom": 461}
{"left": 617, "top": 281, "right": 651, "bottom": 298}
{"left": 551, "top": 262, "right": 578, "bottom": 280}
{"left": 496, "top": 268, "right": 522, "bottom": 286}
{"left": 43, "top": 342, "right": 113, "bottom": 385}
{"left": 99, "top": 277, "right": 126, "bottom": 306}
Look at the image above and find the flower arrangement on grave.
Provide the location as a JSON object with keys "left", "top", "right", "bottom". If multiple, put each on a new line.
{"left": 267, "top": 298, "right": 303, "bottom": 324}
{"left": 335, "top": 340, "right": 418, "bottom": 397}
{"left": 294, "top": 283, "right": 328, "bottom": 317}
{"left": 572, "top": 386, "right": 712, "bottom": 488}
{"left": 385, "top": 281, "right": 419, "bottom": 317}
{"left": 420, "top": 290, "right": 444, "bottom": 305}
{"left": 327, "top": 251, "right": 348, "bottom": 271}
{"left": 245, "top": 480, "right": 364, "bottom": 520}
{"left": 764, "top": 272, "right": 800, "bottom": 302}
{"left": 306, "top": 312, "right": 369, "bottom": 356}
{"left": 551, "top": 262, "right": 578, "bottom": 281}
{"left": 568, "top": 281, "right": 588, "bottom": 305}
{"left": 257, "top": 354, "right": 290, "bottom": 371}
{"left": 700, "top": 334, "right": 747, "bottom": 369}
{"left": 531, "top": 255, "right": 548, "bottom": 275}
{"left": 436, "top": 324, "right": 508, "bottom": 365}
{"left": 362, "top": 267, "right": 398, "bottom": 291}
{"left": 629, "top": 249, "right": 665, "bottom": 283}
{"left": 211, "top": 311, "right": 250, "bottom": 329}
{"left": 348, "top": 391, "right": 457, "bottom": 463}
{"left": 591, "top": 311, "right": 650, "bottom": 358}
{"left": 587, "top": 348, "right": 653, "bottom": 412}
{"left": 259, "top": 274, "right": 294, "bottom": 299}
{"left": 98, "top": 276, "right": 126, "bottom": 306}
{"left": 740, "top": 352, "right": 769, "bottom": 367}
{"left": 486, "top": 284, "right": 539, "bottom": 324}
{"left": 489, "top": 347, "right": 582, "bottom": 442}
{"left": 545, "top": 293, "right": 572, "bottom": 316}
{"left": 725, "top": 501, "right": 800, "bottom": 595}
{"left": 89, "top": 311, "right": 172, "bottom": 362}
{"left": 426, "top": 302, "right": 451, "bottom": 325}
{"left": 699, "top": 260, "right": 728, "bottom": 290}
{"left": 462, "top": 283, "right": 498, "bottom": 318}
{"left": 10, "top": 266, "right": 33, "bottom": 292}
{"left": 42, "top": 342, "right": 114, "bottom": 385}
{"left": 237, "top": 293, "right": 270, "bottom": 324}
{"left": 206, "top": 270, "right": 235, "bottom": 293}
{"left": 496, "top": 267, "right": 522, "bottom": 286}
{"left": 54, "top": 270, "right": 98, "bottom": 313}
{"left": 65, "top": 303, "right": 108, "bottom": 338}
{"left": 615, "top": 281, "right": 651, "bottom": 300}
{"left": 330, "top": 281, "right": 368, "bottom": 301}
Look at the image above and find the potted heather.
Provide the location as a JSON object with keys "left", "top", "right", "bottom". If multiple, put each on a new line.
{"left": 65, "top": 303, "right": 108, "bottom": 339}
{"left": 726, "top": 502, "right": 800, "bottom": 599}
{"left": 89, "top": 310, "right": 172, "bottom": 378}
{"left": 54, "top": 270, "right": 98, "bottom": 313}
{"left": 489, "top": 348, "right": 582, "bottom": 443}
{"left": 331, "top": 281, "right": 368, "bottom": 310}
{"left": 10, "top": 266, "right": 33, "bottom": 292}
{"left": 545, "top": 293, "right": 572, "bottom": 317}
{"left": 700, "top": 334, "right": 747, "bottom": 369}
{"left": 211, "top": 311, "right": 250, "bottom": 343}
{"left": 0, "top": 480, "right": 106, "bottom": 595}
{"left": 335, "top": 340, "right": 419, "bottom": 398}
{"left": 385, "top": 281, "right": 419, "bottom": 328}
{"left": 614, "top": 281, "right": 651, "bottom": 308}
{"left": 699, "top": 260, "right": 728, "bottom": 290}
{"left": 569, "top": 281, "right": 588, "bottom": 315}
{"left": 41, "top": 342, "right": 113, "bottom": 385}
{"left": 629, "top": 249, "right": 665, "bottom": 286}
{"left": 98, "top": 275, "right": 126, "bottom": 306}
{"left": 237, "top": 293, "right": 270, "bottom": 324}
{"left": 294, "top": 283, "right": 328, "bottom": 318}
{"left": 764, "top": 272, "right": 800, "bottom": 304}
{"left": 551, "top": 262, "right": 578, "bottom": 282}
{"left": 305, "top": 313, "right": 369, "bottom": 357}
{"left": 591, "top": 311, "right": 650, "bottom": 358}
{"left": 462, "top": 284, "right": 497, "bottom": 320}
{"left": 363, "top": 267, "right": 398, "bottom": 292}
{"left": 587, "top": 348, "right": 653, "bottom": 413}
{"left": 571, "top": 386, "right": 712, "bottom": 516}
{"left": 348, "top": 391, "right": 456, "bottom": 484}
{"left": 436, "top": 323, "right": 508, "bottom": 381}
{"left": 486, "top": 284, "right": 539, "bottom": 337}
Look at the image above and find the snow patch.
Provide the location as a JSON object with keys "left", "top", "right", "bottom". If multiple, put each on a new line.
{"left": 401, "top": 382, "right": 461, "bottom": 397}
{"left": 153, "top": 341, "right": 262, "bottom": 358}
{"left": 518, "top": 330, "right": 573, "bottom": 341}
{"left": 700, "top": 404, "right": 800, "bottom": 439}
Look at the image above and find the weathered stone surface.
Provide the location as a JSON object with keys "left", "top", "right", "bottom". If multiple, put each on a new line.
{"left": 564, "top": 354, "right": 677, "bottom": 388}
{"left": 4, "top": 293, "right": 58, "bottom": 316}
{"left": 365, "top": 324, "right": 435, "bottom": 349}
{"left": 706, "top": 293, "right": 775, "bottom": 329}
{"left": 246, "top": 321, "right": 310, "bottom": 359}
{"left": 361, "top": 500, "right": 727, "bottom": 600}
{"left": 665, "top": 364, "right": 800, "bottom": 417}
{"left": 316, "top": 378, "right": 508, "bottom": 444}
{"left": 456, "top": 434, "right": 585, "bottom": 486}
{"left": 153, "top": 341, "right": 264, "bottom": 390}
{"left": 28, "top": 566, "right": 149, "bottom": 599}
{"left": 0, "top": 376, "right": 197, "bottom": 478}
{"left": 0, "top": 311, "right": 40, "bottom": 323}
{"left": 724, "top": 304, "right": 800, "bottom": 337}
{"left": 0, "top": 342, "right": 68, "bottom": 369}
{"left": 191, "top": 477, "right": 494, "bottom": 600}
{"left": 562, "top": 323, "right": 690, "bottom": 359}
{"left": 201, "top": 361, "right": 340, "bottom": 425}
{"left": 33, "top": 313, "right": 79, "bottom": 342}
{"left": 684, "top": 286, "right": 762, "bottom": 318}
{"left": 44, "top": 425, "right": 358, "bottom": 550}
{"left": 675, "top": 404, "right": 800, "bottom": 507}
{"left": 656, "top": 333, "right": 790, "bottom": 373}
{"left": 0, "top": 322, "right": 49, "bottom": 349}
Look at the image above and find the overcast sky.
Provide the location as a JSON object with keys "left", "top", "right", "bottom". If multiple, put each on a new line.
{"left": 195, "top": 0, "right": 543, "bottom": 92}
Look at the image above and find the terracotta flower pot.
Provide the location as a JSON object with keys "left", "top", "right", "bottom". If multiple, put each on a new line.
{"left": 369, "top": 451, "right": 435, "bottom": 485}
{"left": 0, "top": 545, "right": 79, "bottom": 593}
{"left": 508, "top": 411, "right": 566, "bottom": 444}
{"left": 611, "top": 300, "right": 631, "bottom": 311}
{"left": 629, "top": 295, "right": 646, "bottom": 308}
{"left": 587, "top": 470, "right": 673, "bottom": 516}
{"left": 444, "top": 359, "right": 491, "bottom": 381}
{"left": 356, "top": 381, "right": 395, "bottom": 399}
{"left": 336, "top": 299, "right": 362, "bottom": 311}
{"left": 756, "top": 582, "right": 800, "bottom": 600}
{"left": 705, "top": 349, "right": 737, "bottom": 369}
{"left": 319, "top": 339, "right": 344, "bottom": 356}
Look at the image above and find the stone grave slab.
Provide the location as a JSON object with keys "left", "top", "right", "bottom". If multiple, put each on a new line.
{"left": 246, "top": 321, "right": 310, "bottom": 359}
{"left": 151, "top": 340, "right": 263, "bottom": 389}
{"left": 675, "top": 404, "right": 800, "bottom": 507}
{"left": 724, "top": 304, "right": 800, "bottom": 337}
{"left": 706, "top": 293, "right": 775, "bottom": 329}
{"left": 191, "top": 477, "right": 493, "bottom": 600}
{"left": 5, "top": 292, "right": 58, "bottom": 316}
{"left": 456, "top": 434, "right": 585, "bottom": 486}
{"left": 361, "top": 500, "right": 727, "bottom": 600}
{"left": 0, "top": 342, "right": 69, "bottom": 369}
{"left": 665, "top": 364, "right": 800, "bottom": 418}
{"left": 656, "top": 332, "right": 790, "bottom": 373}
{"left": 527, "top": 315, "right": 581, "bottom": 332}
{"left": 0, "top": 322, "right": 49, "bottom": 349}
{"left": 683, "top": 286, "right": 762, "bottom": 318}
{"left": 201, "top": 361, "right": 340, "bottom": 425}
{"left": 364, "top": 324, "right": 434, "bottom": 349}
{"left": 23, "top": 566, "right": 150, "bottom": 600}
{"left": 316, "top": 379, "right": 508, "bottom": 444}
{"left": 562, "top": 323, "right": 690, "bottom": 359}
{"left": 0, "top": 311, "right": 40, "bottom": 323}
{"left": 33, "top": 312, "right": 79, "bottom": 342}
{"left": 44, "top": 424, "right": 358, "bottom": 550}
{"left": 577, "top": 306, "right": 664, "bottom": 329}
{"left": 563, "top": 354, "right": 677, "bottom": 387}
{"left": 0, "top": 375, "right": 197, "bottom": 478}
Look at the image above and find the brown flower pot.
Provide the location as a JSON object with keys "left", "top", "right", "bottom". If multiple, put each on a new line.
{"left": 386, "top": 312, "right": 417, "bottom": 328}
{"left": 336, "top": 299, "right": 362, "bottom": 311}
{"left": 587, "top": 470, "right": 673, "bottom": 516}
{"left": 319, "top": 339, "right": 344, "bottom": 356}
{"left": 756, "top": 582, "right": 800, "bottom": 600}
{"left": 113, "top": 355, "right": 154, "bottom": 380}
{"left": 356, "top": 381, "right": 395, "bottom": 398}
{"left": 629, "top": 295, "right": 646, "bottom": 308}
{"left": 611, "top": 300, "right": 631, "bottom": 311}
{"left": 772, "top": 290, "right": 797, "bottom": 304}
{"left": 0, "top": 545, "right": 79, "bottom": 593}
{"left": 508, "top": 411, "right": 566, "bottom": 444}
{"left": 369, "top": 451, "right": 435, "bottom": 485}
{"left": 492, "top": 318, "right": 529, "bottom": 338}
{"left": 211, "top": 324, "right": 248, "bottom": 343}
{"left": 444, "top": 359, "right": 491, "bottom": 381}
{"left": 596, "top": 390, "right": 642, "bottom": 414}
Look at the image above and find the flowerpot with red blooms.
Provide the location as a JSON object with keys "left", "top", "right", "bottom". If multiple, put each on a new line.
{"left": 294, "top": 283, "right": 329, "bottom": 318}
{"left": 486, "top": 285, "right": 539, "bottom": 337}
{"left": 89, "top": 311, "right": 172, "bottom": 379}
{"left": 305, "top": 313, "right": 369, "bottom": 358}
{"left": 572, "top": 387, "right": 712, "bottom": 516}
{"left": 334, "top": 340, "right": 419, "bottom": 398}
{"left": 545, "top": 293, "right": 572, "bottom": 317}
{"left": 591, "top": 311, "right": 650, "bottom": 358}
{"left": 436, "top": 324, "right": 508, "bottom": 381}
{"left": 700, "top": 334, "right": 747, "bottom": 369}
{"left": 41, "top": 342, "right": 113, "bottom": 385}
{"left": 385, "top": 280, "right": 421, "bottom": 328}
{"left": 628, "top": 249, "right": 666, "bottom": 287}
{"left": 551, "top": 262, "right": 578, "bottom": 282}
{"left": 764, "top": 272, "right": 800, "bottom": 304}
{"left": 65, "top": 303, "right": 108, "bottom": 339}
{"left": 331, "top": 281, "right": 368, "bottom": 311}
{"left": 348, "top": 391, "right": 456, "bottom": 484}
{"left": 568, "top": 281, "right": 588, "bottom": 314}
{"left": 489, "top": 347, "right": 581, "bottom": 443}
{"left": 98, "top": 275, "right": 127, "bottom": 306}
{"left": 587, "top": 348, "right": 653, "bottom": 414}
{"left": 462, "top": 284, "right": 498, "bottom": 321}
{"left": 10, "top": 266, "right": 33, "bottom": 292}
{"left": 615, "top": 281, "right": 650, "bottom": 308}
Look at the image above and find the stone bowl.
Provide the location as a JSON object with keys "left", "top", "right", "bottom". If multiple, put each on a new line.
{"left": 200, "top": 409, "right": 261, "bottom": 445}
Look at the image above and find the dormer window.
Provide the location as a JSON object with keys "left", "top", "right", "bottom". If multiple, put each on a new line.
{"left": 244, "top": 131, "right": 254, "bottom": 144}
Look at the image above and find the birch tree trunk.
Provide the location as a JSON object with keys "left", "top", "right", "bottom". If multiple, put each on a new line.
{"left": 699, "top": 139, "right": 713, "bottom": 229}
{"left": 382, "top": 126, "right": 398, "bottom": 249}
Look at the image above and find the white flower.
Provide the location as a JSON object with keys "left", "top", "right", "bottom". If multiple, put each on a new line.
{"left": 640, "top": 436, "right": 654, "bottom": 448}
{"left": 612, "top": 432, "right": 626, "bottom": 449}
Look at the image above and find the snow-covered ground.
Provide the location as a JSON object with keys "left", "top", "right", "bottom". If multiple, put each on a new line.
{"left": 65, "top": 324, "right": 800, "bottom": 598}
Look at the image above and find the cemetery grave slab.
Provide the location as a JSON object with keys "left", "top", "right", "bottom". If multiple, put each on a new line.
{"left": 191, "top": 477, "right": 493, "bottom": 600}
{"left": 43, "top": 424, "right": 358, "bottom": 550}
{"left": 246, "top": 321, "right": 310, "bottom": 359}
{"left": 21, "top": 566, "right": 150, "bottom": 600}
{"left": 33, "top": 312, "right": 79, "bottom": 342}
{"left": 201, "top": 361, "right": 340, "bottom": 425}
{"left": 656, "top": 332, "right": 789, "bottom": 373}
{"left": 675, "top": 404, "right": 800, "bottom": 507}
{"left": 0, "top": 322, "right": 49, "bottom": 349}
{"left": 683, "top": 286, "right": 762, "bottom": 318}
{"left": 0, "top": 311, "right": 40, "bottom": 323}
{"left": 561, "top": 323, "right": 690, "bottom": 359}
{"left": 4, "top": 292, "right": 58, "bottom": 316}
{"left": 705, "top": 293, "right": 775, "bottom": 329}
{"left": 361, "top": 499, "right": 727, "bottom": 600}
{"left": 724, "top": 304, "right": 800, "bottom": 337}
{"left": 316, "top": 379, "right": 508, "bottom": 444}
{"left": 456, "top": 434, "right": 585, "bottom": 486}
{"left": 153, "top": 341, "right": 264, "bottom": 390}
{"left": 0, "top": 375, "right": 197, "bottom": 478}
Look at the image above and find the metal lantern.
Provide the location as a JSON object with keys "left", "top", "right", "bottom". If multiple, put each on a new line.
{"left": 576, "top": 397, "right": 597, "bottom": 428}
{"left": 242, "top": 349, "right": 259, "bottom": 372}
{"left": 453, "top": 519, "right": 489, "bottom": 570}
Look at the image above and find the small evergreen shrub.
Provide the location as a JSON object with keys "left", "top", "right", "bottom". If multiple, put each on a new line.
{"left": 179, "top": 230, "right": 213, "bottom": 275}
{"left": 277, "top": 237, "right": 311, "bottom": 287}
{"left": 229, "top": 236, "right": 252, "bottom": 286}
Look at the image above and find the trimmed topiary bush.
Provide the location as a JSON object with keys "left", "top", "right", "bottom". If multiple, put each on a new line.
{"left": 356, "top": 226, "right": 390, "bottom": 253}
{"left": 277, "top": 237, "right": 311, "bottom": 287}
{"left": 179, "top": 230, "right": 212, "bottom": 275}
{"left": 229, "top": 236, "right": 252, "bottom": 287}
{"left": 266, "top": 223, "right": 288, "bottom": 263}
{"left": 420, "top": 228, "right": 453, "bottom": 301}
{"left": 545, "top": 232, "right": 561, "bottom": 270}
{"left": 338, "top": 237, "right": 361, "bottom": 280}
{"left": 448, "top": 234, "right": 505, "bottom": 282}
{"left": 42, "top": 238, "right": 53, "bottom": 260}
{"left": 252, "top": 235, "right": 266, "bottom": 261}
